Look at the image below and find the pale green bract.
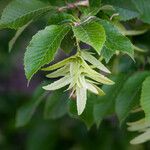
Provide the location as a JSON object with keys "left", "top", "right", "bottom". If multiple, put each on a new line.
{"left": 128, "top": 76, "right": 150, "bottom": 144}
{"left": 128, "top": 118, "right": 150, "bottom": 144}
{"left": 42, "top": 51, "right": 114, "bottom": 115}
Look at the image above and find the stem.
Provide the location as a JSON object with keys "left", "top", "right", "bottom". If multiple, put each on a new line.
{"left": 75, "top": 37, "right": 81, "bottom": 52}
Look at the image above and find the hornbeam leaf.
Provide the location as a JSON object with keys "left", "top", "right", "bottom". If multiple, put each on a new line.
{"left": 0, "top": 0, "right": 52, "bottom": 29}
{"left": 141, "top": 76, "right": 150, "bottom": 121}
{"left": 95, "top": 18, "right": 134, "bottom": 62}
{"left": 115, "top": 71, "right": 150, "bottom": 123}
{"left": 72, "top": 20, "right": 106, "bottom": 54}
{"left": 24, "top": 25, "right": 70, "bottom": 81}
{"left": 132, "top": 0, "right": 150, "bottom": 24}
{"left": 103, "top": 0, "right": 139, "bottom": 21}
{"left": 44, "top": 89, "right": 68, "bottom": 119}
{"left": 9, "top": 21, "right": 31, "bottom": 52}
{"left": 16, "top": 84, "right": 47, "bottom": 127}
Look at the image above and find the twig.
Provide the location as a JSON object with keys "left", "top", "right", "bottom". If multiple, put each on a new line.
{"left": 58, "top": 0, "right": 89, "bottom": 12}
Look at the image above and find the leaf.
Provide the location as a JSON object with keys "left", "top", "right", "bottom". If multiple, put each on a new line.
{"left": 61, "top": 30, "right": 75, "bottom": 54}
{"left": 24, "top": 25, "right": 70, "bottom": 81}
{"left": 44, "top": 89, "right": 68, "bottom": 119}
{"left": 141, "top": 76, "right": 150, "bottom": 121}
{"left": 86, "top": 0, "right": 102, "bottom": 16}
{"left": 113, "top": 6, "right": 139, "bottom": 21}
{"left": 96, "top": 19, "right": 134, "bottom": 62}
{"left": 0, "top": 0, "right": 52, "bottom": 29}
{"left": 9, "top": 21, "right": 31, "bottom": 52}
{"left": 72, "top": 20, "right": 106, "bottom": 54}
{"left": 101, "top": 46, "right": 114, "bottom": 63}
{"left": 132, "top": 0, "right": 150, "bottom": 24}
{"left": 16, "top": 84, "right": 47, "bottom": 127}
{"left": 48, "top": 12, "right": 76, "bottom": 25}
{"left": 103, "top": 0, "right": 139, "bottom": 21}
{"left": 115, "top": 71, "right": 150, "bottom": 124}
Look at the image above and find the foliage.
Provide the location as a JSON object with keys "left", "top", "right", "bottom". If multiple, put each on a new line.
{"left": 0, "top": 0, "right": 150, "bottom": 147}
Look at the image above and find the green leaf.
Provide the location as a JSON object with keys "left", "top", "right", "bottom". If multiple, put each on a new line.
{"left": 96, "top": 19, "right": 134, "bottom": 62}
{"left": 44, "top": 89, "right": 68, "bottom": 119}
{"left": 103, "top": 0, "right": 139, "bottom": 21}
{"left": 24, "top": 25, "right": 70, "bottom": 81}
{"left": 61, "top": 30, "right": 75, "bottom": 54}
{"left": 72, "top": 20, "right": 106, "bottom": 54}
{"left": 86, "top": 0, "right": 102, "bottom": 16}
{"left": 48, "top": 12, "right": 76, "bottom": 25}
{"left": 132, "top": 0, "right": 150, "bottom": 24}
{"left": 115, "top": 71, "right": 150, "bottom": 124}
{"left": 141, "top": 76, "right": 150, "bottom": 121}
{"left": 16, "top": 85, "right": 47, "bottom": 127}
{"left": 9, "top": 21, "right": 31, "bottom": 52}
{"left": 101, "top": 46, "right": 114, "bottom": 63}
{"left": 0, "top": 0, "right": 52, "bottom": 29}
